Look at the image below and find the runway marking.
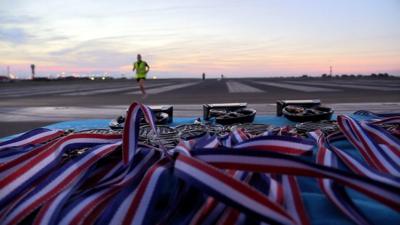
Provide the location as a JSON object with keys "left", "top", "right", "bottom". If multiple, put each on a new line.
{"left": 253, "top": 81, "right": 340, "bottom": 92}
{"left": 0, "top": 83, "right": 172, "bottom": 97}
{"left": 1, "top": 84, "right": 129, "bottom": 97}
{"left": 0, "top": 85, "right": 91, "bottom": 97}
{"left": 62, "top": 82, "right": 173, "bottom": 96}
{"left": 226, "top": 81, "right": 264, "bottom": 93}
{"left": 60, "top": 85, "right": 135, "bottom": 96}
{"left": 128, "top": 82, "right": 201, "bottom": 95}
{"left": 330, "top": 80, "right": 400, "bottom": 87}
{"left": 286, "top": 81, "right": 400, "bottom": 91}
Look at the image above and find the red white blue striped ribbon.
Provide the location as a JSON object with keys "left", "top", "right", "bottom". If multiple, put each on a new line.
{"left": 1, "top": 141, "right": 121, "bottom": 225}
{"left": 175, "top": 153, "right": 295, "bottom": 225}
{"left": 337, "top": 115, "right": 400, "bottom": 176}
{"left": 360, "top": 117, "right": 400, "bottom": 160}
{"left": 83, "top": 148, "right": 161, "bottom": 225}
{"left": 63, "top": 148, "right": 160, "bottom": 225}
{"left": 114, "top": 158, "right": 170, "bottom": 225}
{"left": 35, "top": 156, "right": 128, "bottom": 225}
{"left": 214, "top": 171, "right": 253, "bottom": 225}
{"left": 314, "top": 131, "right": 372, "bottom": 225}
{"left": 0, "top": 139, "right": 62, "bottom": 177}
{"left": 0, "top": 147, "right": 35, "bottom": 164}
{"left": 189, "top": 170, "right": 251, "bottom": 225}
{"left": 233, "top": 135, "right": 314, "bottom": 156}
{"left": 57, "top": 187, "right": 120, "bottom": 225}
{"left": 32, "top": 171, "right": 90, "bottom": 225}
{"left": 0, "top": 133, "right": 121, "bottom": 208}
{"left": 189, "top": 193, "right": 224, "bottom": 225}
{"left": 195, "top": 133, "right": 221, "bottom": 149}
{"left": 229, "top": 128, "right": 249, "bottom": 146}
{"left": 215, "top": 207, "right": 241, "bottom": 225}
{"left": 0, "top": 128, "right": 65, "bottom": 151}
{"left": 281, "top": 175, "right": 310, "bottom": 225}
{"left": 122, "top": 102, "right": 159, "bottom": 165}
{"left": 191, "top": 148, "right": 400, "bottom": 211}
{"left": 321, "top": 132, "right": 400, "bottom": 188}
{"left": 263, "top": 174, "right": 284, "bottom": 206}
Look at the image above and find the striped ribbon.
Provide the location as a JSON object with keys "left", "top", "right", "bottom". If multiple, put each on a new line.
{"left": 233, "top": 135, "right": 314, "bottom": 156}
{"left": 0, "top": 133, "right": 121, "bottom": 209}
{"left": 91, "top": 148, "right": 161, "bottom": 225}
{"left": 2, "top": 141, "right": 121, "bottom": 225}
{"left": 115, "top": 158, "right": 171, "bottom": 225}
{"left": 322, "top": 132, "right": 400, "bottom": 188}
{"left": 175, "top": 153, "right": 295, "bottom": 225}
{"left": 337, "top": 115, "right": 400, "bottom": 176}
{"left": 32, "top": 172, "right": 90, "bottom": 225}
{"left": 281, "top": 175, "right": 310, "bottom": 225}
{"left": 1, "top": 139, "right": 66, "bottom": 177}
{"left": 314, "top": 130, "right": 372, "bottom": 225}
{"left": 60, "top": 148, "right": 161, "bottom": 225}
{"left": 360, "top": 117, "right": 400, "bottom": 160}
{"left": 191, "top": 148, "right": 400, "bottom": 211}
{"left": 189, "top": 171, "right": 251, "bottom": 225}
{"left": 0, "top": 128, "right": 65, "bottom": 151}
{"left": 214, "top": 171, "right": 253, "bottom": 225}
{"left": 122, "top": 102, "right": 159, "bottom": 165}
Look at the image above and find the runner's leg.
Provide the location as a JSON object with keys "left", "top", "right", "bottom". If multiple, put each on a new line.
{"left": 139, "top": 79, "right": 146, "bottom": 95}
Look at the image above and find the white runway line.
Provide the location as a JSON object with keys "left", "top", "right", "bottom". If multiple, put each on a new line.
{"left": 1, "top": 84, "right": 127, "bottom": 97}
{"left": 253, "top": 81, "right": 339, "bottom": 92}
{"left": 286, "top": 81, "right": 400, "bottom": 91}
{"left": 0, "top": 85, "right": 89, "bottom": 97}
{"left": 226, "top": 81, "right": 264, "bottom": 93}
{"left": 330, "top": 80, "right": 400, "bottom": 87}
{"left": 123, "top": 83, "right": 174, "bottom": 94}
{"left": 1, "top": 102, "right": 399, "bottom": 122}
{"left": 62, "top": 83, "right": 173, "bottom": 96}
{"left": 0, "top": 82, "right": 171, "bottom": 97}
{"left": 61, "top": 86, "right": 136, "bottom": 96}
{"left": 129, "top": 82, "right": 201, "bottom": 95}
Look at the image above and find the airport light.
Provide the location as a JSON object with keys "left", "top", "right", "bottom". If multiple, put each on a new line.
{"left": 152, "top": 76, "right": 157, "bottom": 79}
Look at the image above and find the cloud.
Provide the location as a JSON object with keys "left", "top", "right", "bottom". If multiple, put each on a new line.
{"left": 0, "top": 27, "right": 34, "bottom": 44}
{"left": 0, "top": 13, "right": 40, "bottom": 25}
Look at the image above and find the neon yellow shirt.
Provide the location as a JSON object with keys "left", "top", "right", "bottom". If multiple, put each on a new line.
{"left": 133, "top": 61, "right": 149, "bottom": 78}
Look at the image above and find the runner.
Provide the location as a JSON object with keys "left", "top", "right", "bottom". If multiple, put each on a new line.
{"left": 132, "top": 54, "right": 150, "bottom": 98}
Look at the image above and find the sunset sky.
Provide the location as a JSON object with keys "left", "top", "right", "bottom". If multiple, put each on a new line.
{"left": 1, "top": 0, "right": 399, "bottom": 78}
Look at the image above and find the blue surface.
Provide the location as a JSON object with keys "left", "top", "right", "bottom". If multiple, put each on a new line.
{"left": 1, "top": 115, "right": 399, "bottom": 224}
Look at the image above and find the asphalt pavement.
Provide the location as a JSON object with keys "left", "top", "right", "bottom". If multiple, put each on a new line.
{"left": 1, "top": 77, "right": 399, "bottom": 137}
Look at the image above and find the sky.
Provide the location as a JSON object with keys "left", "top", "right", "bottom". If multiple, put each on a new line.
{"left": 0, "top": 0, "right": 399, "bottom": 78}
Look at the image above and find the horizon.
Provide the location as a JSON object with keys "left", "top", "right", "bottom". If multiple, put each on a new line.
{"left": 1, "top": 0, "right": 399, "bottom": 79}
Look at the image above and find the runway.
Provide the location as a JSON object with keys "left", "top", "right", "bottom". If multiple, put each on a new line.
{"left": 1, "top": 77, "right": 399, "bottom": 137}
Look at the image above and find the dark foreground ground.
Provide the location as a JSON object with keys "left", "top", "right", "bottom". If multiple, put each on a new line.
{"left": 1, "top": 77, "right": 399, "bottom": 137}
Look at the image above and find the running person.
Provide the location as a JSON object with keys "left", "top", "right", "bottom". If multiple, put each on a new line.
{"left": 132, "top": 54, "right": 150, "bottom": 97}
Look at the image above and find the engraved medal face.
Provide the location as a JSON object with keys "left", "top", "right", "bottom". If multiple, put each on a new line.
{"left": 231, "top": 123, "right": 274, "bottom": 136}
{"left": 295, "top": 120, "right": 338, "bottom": 135}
